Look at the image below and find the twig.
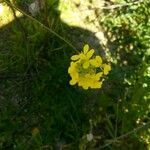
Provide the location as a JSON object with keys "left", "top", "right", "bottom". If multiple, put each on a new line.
{"left": 3, "top": 0, "right": 77, "bottom": 51}
{"left": 97, "top": 121, "right": 150, "bottom": 149}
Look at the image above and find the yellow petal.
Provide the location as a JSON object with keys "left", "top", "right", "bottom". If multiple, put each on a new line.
{"left": 69, "top": 79, "right": 77, "bottom": 85}
{"left": 90, "top": 59, "right": 97, "bottom": 67}
{"left": 68, "top": 62, "right": 76, "bottom": 73}
{"left": 70, "top": 70, "right": 79, "bottom": 79}
{"left": 90, "top": 56, "right": 102, "bottom": 67}
{"left": 96, "top": 56, "right": 102, "bottom": 64}
{"left": 83, "top": 61, "right": 90, "bottom": 69}
{"left": 85, "top": 73, "right": 91, "bottom": 78}
{"left": 71, "top": 55, "right": 80, "bottom": 61}
{"left": 78, "top": 78, "right": 89, "bottom": 89}
{"left": 91, "top": 82, "right": 102, "bottom": 89}
{"left": 79, "top": 53, "right": 86, "bottom": 59}
{"left": 103, "top": 64, "right": 111, "bottom": 75}
{"left": 87, "top": 49, "right": 94, "bottom": 59}
{"left": 68, "top": 67, "right": 71, "bottom": 74}
{"left": 95, "top": 72, "right": 103, "bottom": 80}
{"left": 82, "top": 85, "right": 89, "bottom": 90}
{"left": 83, "top": 44, "right": 89, "bottom": 54}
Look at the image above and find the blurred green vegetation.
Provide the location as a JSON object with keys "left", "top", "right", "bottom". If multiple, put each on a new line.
{"left": 0, "top": 0, "right": 150, "bottom": 149}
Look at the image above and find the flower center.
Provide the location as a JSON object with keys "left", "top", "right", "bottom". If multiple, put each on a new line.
{"left": 77, "top": 61, "right": 96, "bottom": 77}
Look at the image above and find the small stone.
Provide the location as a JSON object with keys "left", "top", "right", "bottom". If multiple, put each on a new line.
{"left": 29, "top": 0, "right": 40, "bottom": 16}
{"left": 86, "top": 133, "right": 93, "bottom": 141}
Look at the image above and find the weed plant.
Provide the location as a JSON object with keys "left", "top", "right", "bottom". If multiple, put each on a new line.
{"left": 0, "top": 0, "right": 149, "bottom": 149}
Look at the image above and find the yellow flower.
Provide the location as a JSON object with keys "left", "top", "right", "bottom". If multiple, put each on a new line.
{"left": 68, "top": 44, "right": 111, "bottom": 90}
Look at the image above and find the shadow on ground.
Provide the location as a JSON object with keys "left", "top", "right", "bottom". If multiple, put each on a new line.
{"left": 0, "top": 0, "right": 103, "bottom": 149}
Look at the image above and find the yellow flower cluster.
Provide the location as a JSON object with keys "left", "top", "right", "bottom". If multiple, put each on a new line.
{"left": 68, "top": 44, "right": 111, "bottom": 90}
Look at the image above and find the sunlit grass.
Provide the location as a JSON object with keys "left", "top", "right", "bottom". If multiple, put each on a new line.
{"left": 0, "top": 2, "right": 22, "bottom": 28}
